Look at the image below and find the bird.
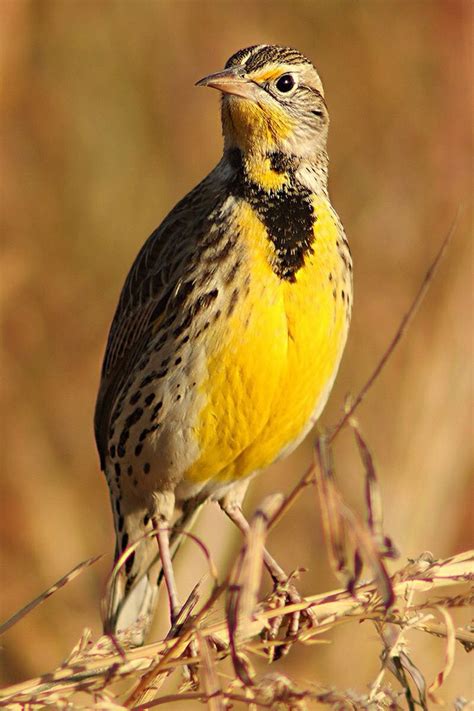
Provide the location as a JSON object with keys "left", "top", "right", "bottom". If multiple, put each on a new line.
{"left": 95, "top": 44, "right": 352, "bottom": 645}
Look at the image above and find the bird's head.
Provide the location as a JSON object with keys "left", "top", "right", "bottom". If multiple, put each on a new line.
{"left": 197, "top": 45, "right": 329, "bottom": 161}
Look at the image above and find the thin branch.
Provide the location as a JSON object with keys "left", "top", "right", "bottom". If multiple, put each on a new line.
{"left": 330, "top": 213, "right": 458, "bottom": 442}
{"left": 0, "top": 555, "right": 102, "bottom": 636}
{"left": 133, "top": 690, "right": 273, "bottom": 709}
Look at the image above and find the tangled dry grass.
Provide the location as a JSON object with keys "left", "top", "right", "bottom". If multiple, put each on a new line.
{"left": 1, "top": 226, "right": 472, "bottom": 710}
{"left": 0, "top": 441, "right": 472, "bottom": 710}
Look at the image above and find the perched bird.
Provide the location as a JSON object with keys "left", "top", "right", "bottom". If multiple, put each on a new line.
{"left": 95, "top": 44, "right": 352, "bottom": 644}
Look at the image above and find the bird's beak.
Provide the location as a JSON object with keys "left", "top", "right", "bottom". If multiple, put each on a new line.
{"left": 196, "top": 67, "right": 259, "bottom": 101}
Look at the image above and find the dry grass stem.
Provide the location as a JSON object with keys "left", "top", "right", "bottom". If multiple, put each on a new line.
{"left": 1, "top": 533, "right": 471, "bottom": 708}
{"left": 0, "top": 556, "right": 102, "bottom": 637}
{"left": 330, "top": 214, "right": 458, "bottom": 441}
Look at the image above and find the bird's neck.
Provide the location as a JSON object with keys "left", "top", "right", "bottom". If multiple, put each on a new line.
{"left": 224, "top": 147, "right": 329, "bottom": 197}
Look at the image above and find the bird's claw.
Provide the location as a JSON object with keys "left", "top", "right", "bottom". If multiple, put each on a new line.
{"left": 261, "top": 572, "right": 316, "bottom": 661}
{"left": 179, "top": 633, "right": 229, "bottom": 691}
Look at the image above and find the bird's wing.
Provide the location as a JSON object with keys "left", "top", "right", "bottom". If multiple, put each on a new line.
{"left": 94, "top": 177, "right": 215, "bottom": 468}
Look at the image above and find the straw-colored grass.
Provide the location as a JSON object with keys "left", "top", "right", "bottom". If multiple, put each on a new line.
{"left": 1, "top": 462, "right": 472, "bottom": 709}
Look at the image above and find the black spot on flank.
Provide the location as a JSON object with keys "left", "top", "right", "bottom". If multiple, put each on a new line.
{"left": 225, "top": 258, "right": 242, "bottom": 285}
{"left": 133, "top": 479, "right": 138, "bottom": 487}
{"left": 176, "top": 394, "right": 181, "bottom": 401}
{"left": 214, "top": 310, "right": 222, "bottom": 321}
{"left": 110, "top": 406, "right": 122, "bottom": 427}
{"left": 139, "top": 428, "right": 150, "bottom": 442}
{"left": 151, "top": 401, "right": 163, "bottom": 420}
{"left": 140, "top": 372, "right": 157, "bottom": 388}
{"left": 109, "top": 445, "right": 116, "bottom": 459}
{"left": 138, "top": 355, "right": 150, "bottom": 371}
{"left": 160, "top": 357, "right": 171, "bottom": 368}
{"left": 195, "top": 266, "right": 214, "bottom": 288}
{"left": 127, "top": 465, "right": 133, "bottom": 476}
{"left": 135, "top": 443, "right": 143, "bottom": 457}
{"left": 129, "top": 391, "right": 141, "bottom": 406}
{"left": 118, "top": 429, "right": 129, "bottom": 455}
{"left": 125, "top": 407, "right": 144, "bottom": 429}
{"left": 341, "top": 289, "right": 345, "bottom": 301}
{"left": 180, "top": 335, "right": 190, "bottom": 345}
{"left": 143, "top": 462, "right": 151, "bottom": 474}
{"left": 140, "top": 369, "right": 164, "bottom": 384}
{"left": 212, "top": 239, "right": 233, "bottom": 263}
{"left": 328, "top": 272, "right": 333, "bottom": 282}
{"left": 118, "top": 515, "right": 124, "bottom": 532}
{"left": 227, "top": 288, "right": 239, "bottom": 316}
{"left": 192, "top": 289, "right": 219, "bottom": 316}
{"left": 143, "top": 513, "right": 150, "bottom": 526}
{"left": 121, "top": 532, "right": 129, "bottom": 550}
{"left": 114, "top": 462, "right": 121, "bottom": 477}
{"left": 175, "top": 357, "right": 182, "bottom": 365}
{"left": 144, "top": 393, "right": 155, "bottom": 406}
{"left": 115, "top": 498, "right": 121, "bottom": 516}
{"left": 173, "top": 314, "right": 192, "bottom": 338}
{"left": 125, "top": 551, "right": 135, "bottom": 575}
{"left": 332, "top": 288, "right": 337, "bottom": 300}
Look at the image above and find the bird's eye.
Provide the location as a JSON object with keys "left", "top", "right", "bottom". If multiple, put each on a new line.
{"left": 275, "top": 74, "right": 296, "bottom": 94}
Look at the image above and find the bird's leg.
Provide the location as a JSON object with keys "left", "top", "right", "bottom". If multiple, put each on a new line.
{"left": 219, "top": 499, "right": 315, "bottom": 648}
{"left": 154, "top": 526, "right": 201, "bottom": 692}
{"left": 220, "top": 501, "right": 287, "bottom": 583}
{"left": 153, "top": 500, "right": 224, "bottom": 686}
{"left": 152, "top": 515, "right": 181, "bottom": 627}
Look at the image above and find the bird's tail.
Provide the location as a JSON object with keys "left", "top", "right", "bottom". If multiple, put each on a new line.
{"left": 102, "top": 492, "right": 204, "bottom": 646}
{"left": 102, "top": 494, "right": 160, "bottom": 646}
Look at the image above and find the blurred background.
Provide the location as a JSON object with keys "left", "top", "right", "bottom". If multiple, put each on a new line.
{"left": 1, "top": 0, "right": 472, "bottom": 702}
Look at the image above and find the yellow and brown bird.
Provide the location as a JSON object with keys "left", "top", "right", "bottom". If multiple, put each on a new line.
{"left": 95, "top": 44, "right": 352, "bottom": 643}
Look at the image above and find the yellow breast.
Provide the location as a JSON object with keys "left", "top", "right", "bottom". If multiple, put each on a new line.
{"left": 185, "top": 195, "right": 351, "bottom": 484}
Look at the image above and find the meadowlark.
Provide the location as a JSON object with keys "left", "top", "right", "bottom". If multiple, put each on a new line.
{"left": 95, "top": 44, "right": 352, "bottom": 644}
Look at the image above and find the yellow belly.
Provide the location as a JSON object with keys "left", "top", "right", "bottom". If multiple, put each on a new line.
{"left": 185, "top": 196, "right": 350, "bottom": 484}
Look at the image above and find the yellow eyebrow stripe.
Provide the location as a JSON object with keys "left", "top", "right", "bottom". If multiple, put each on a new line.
{"left": 249, "top": 67, "right": 284, "bottom": 83}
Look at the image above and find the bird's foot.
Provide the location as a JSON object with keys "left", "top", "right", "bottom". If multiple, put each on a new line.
{"left": 179, "top": 633, "right": 228, "bottom": 691}
{"left": 261, "top": 570, "right": 316, "bottom": 661}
